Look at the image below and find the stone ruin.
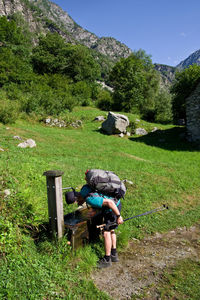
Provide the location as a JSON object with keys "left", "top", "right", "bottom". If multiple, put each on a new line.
{"left": 186, "top": 81, "right": 200, "bottom": 142}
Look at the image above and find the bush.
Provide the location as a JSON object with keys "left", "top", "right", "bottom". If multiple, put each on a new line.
{"left": 0, "top": 96, "right": 19, "bottom": 124}
{"left": 72, "top": 81, "right": 92, "bottom": 106}
{"left": 96, "top": 89, "right": 113, "bottom": 111}
{"left": 127, "top": 120, "right": 137, "bottom": 135}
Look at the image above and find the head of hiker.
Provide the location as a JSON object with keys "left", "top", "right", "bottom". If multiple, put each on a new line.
{"left": 65, "top": 190, "right": 83, "bottom": 205}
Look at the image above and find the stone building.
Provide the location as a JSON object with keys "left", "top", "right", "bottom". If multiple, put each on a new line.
{"left": 186, "top": 81, "right": 200, "bottom": 142}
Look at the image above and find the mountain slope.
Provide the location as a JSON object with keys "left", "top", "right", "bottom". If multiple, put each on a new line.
{"left": 154, "top": 63, "right": 176, "bottom": 87}
{"left": 176, "top": 49, "right": 200, "bottom": 70}
{"left": 0, "top": 0, "right": 132, "bottom": 61}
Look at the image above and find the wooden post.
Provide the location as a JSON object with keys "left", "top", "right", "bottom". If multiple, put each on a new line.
{"left": 43, "top": 170, "right": 64, "bottom": 239}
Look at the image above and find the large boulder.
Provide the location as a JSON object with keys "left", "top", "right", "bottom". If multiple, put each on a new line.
{"left": 101, "top": 112, "right": 129, "bottom": 135}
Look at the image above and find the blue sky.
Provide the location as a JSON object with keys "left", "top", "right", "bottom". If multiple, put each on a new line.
{"left": 52, "top": 0, "right": 200, "bottom": 66}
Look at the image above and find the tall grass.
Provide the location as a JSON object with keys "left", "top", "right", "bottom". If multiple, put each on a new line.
{"left": 0, "top": 107, "right": 200, "bottom": 298}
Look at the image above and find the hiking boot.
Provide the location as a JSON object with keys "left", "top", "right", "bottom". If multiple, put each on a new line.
{"left": 97, "top": 257, "right": 112, "bottom": 269}
{"left": 111, "top": 253, "right": 119, "bottom": 262}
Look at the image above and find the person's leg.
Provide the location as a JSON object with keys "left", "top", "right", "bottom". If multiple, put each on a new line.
{"left": 111, "top": 230, "right": 119, "bottom": 262}
{"left": 97, "top": 230, "right": 112, "bottom": 268}
{"left": 111, "top": 230, "right": 116, "bottom": 249}
{"left": 104, "top": 230, "right": 112, "bottom": 256}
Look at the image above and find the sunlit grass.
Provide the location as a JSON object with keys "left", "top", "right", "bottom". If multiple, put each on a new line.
{"left": 0, "top": 107, "right": 200, "bottom": 299}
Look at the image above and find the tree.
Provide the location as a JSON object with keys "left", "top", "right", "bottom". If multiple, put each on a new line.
{"left": 0, "top": 48, "right": 32, "bottom": 86}
{"left": 0, "top": 17, "right": 33, "bottom": 87}
{"left": 154, "top": 89, "right": 172, "bottom": 123}
{"left": 0, "top": 16, "right": 24, "bottom": 45}
{"left": 31, "top": 33, "right": 68, "bottom": 74}
{"left": 171, "top": 65, "right": 200, "bottom": 122}
{"left": 109, "top": 50, "right": 159, "bottom": 114}
{"left": 32, "top": 33, "right": 100, "bottom": 82}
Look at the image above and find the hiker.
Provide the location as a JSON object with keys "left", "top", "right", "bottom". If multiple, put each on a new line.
{"left": 65, "top": 184, "right": 123, "bottom": 268}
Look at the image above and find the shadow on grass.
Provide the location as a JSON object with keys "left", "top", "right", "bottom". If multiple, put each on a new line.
{"left": 129, "top": 127, "right": 200, "bottom": 151}
{"left": 93, "top": 128, "right": 110, "bottom": 135}
{"left": 25, "top": 222, "right": 51, "bottom": 245}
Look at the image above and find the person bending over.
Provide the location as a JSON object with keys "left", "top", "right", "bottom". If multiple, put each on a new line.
{"left": 66, "top": 184, "right": 123, "bottom": 268}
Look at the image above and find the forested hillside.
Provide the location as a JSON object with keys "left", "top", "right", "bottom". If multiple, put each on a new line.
{"left": 0, "top": 0, "right": 179, "bottom": 87}
{"left": 0, "top": 14, "right": 175, "bottom": 125}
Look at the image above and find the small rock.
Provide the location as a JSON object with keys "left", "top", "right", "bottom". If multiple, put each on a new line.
{"left": 94, "top": 116, "right": 105, "bottom": 122}
{"left": 126, "top": 132, "right": 131, "bottom": 136}
{"left": 119, "top": 133, "right": 124, "bottom": 138}
{"left": 4, "top": 189, "right": 11, "bottom": 197}
{"left": 123, "top": 179, "right": 133, "bottom": 185}
{"left": 135, "top": 128, "right": 148, "bottom": 136}
{"left": 18, "top": 139, "right": 36, "bottom": 148}
{"left": 13, "top": 136, "right": 22, "bottom": 140}
{"left": 151, "top": 127, "right": 158, "bottom": 132}
{"left": 169, "top": 230, "right": 176, "bottom": 235}
{"left": 76, "top": 120, "right": 82, "bottom": 126}
{"left": 45, "top": 118, "right": 51, "bottom": 124}
{"left": 0, "top": 147, "right": 4, "bottom": 151}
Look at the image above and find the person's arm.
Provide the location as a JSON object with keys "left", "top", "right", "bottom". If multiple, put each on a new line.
{"left": 102, "top": 199, "right": 123, "bottom": 224}
{"left": 77, "top": 195, "right": 85, "bottom": 206}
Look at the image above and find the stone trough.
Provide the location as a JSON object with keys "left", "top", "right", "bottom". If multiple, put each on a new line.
{"left": 64, "top": 206, "right": 103, "bottom": 250}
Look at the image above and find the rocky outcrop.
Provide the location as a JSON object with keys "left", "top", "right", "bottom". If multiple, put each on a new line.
{"left": 0, "top": 0, "right": 132, "bottom": 61}
{"left": 154, "top": 63, "right": 176, "bottom": 89}
{"left": 177, "top": 49, "right": 200, "bottom": 70}
{"left": 186, "top": 81, "right": 200, "bottom": 142}
{"left": 44, "top": 117, "right": 82, "bottom": 128}
{"left": 0, "top": 0, "right": 23, "bottom": 15}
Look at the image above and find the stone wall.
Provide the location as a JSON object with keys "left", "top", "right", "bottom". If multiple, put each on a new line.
{"left": 186, "top": 82, "right": 200, "bottom": 142}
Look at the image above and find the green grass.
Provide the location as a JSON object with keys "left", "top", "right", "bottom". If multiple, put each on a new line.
{"left": 134, "top": 259, "right": 200, "bottom": 300}
{"left": 0, "top": 106, "right": 200, "bottom": 299}
{"left": 157, "top": 259, "right": 200, "bottom": 299}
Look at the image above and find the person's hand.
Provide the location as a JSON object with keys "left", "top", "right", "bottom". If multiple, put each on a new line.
{"left": 117, "top": 215, "right": 123, "bottom": 225}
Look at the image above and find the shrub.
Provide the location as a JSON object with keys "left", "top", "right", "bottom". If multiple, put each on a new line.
{"left": 127, "top": 120, "right": 137, "bottom": 134}
{"left": 72, "top": 81, "right": 92, "bottom": 106}
{"left": 0, "top": 97, "right": 19, "bottom": 124}
{"left": 96, "top": 89, "right": 113, "bottom": 111}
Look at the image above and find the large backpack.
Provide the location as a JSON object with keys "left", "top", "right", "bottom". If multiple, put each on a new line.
{"left": 85, "top": 169, "right": 126, "bottom": 199}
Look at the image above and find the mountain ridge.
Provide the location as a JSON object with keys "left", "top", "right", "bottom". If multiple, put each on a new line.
{"left": 1, "top": 0, "right": 200, "bottom": 84}
{"left": 0, "top": 0, "right": 132, "bottom": 61}
{"left": 176, "top": 49, "right": 200, "bottom": 69}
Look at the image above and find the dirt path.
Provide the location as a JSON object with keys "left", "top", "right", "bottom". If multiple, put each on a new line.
{"left": 91, "top": 225, "right": 200, "bottom": 299}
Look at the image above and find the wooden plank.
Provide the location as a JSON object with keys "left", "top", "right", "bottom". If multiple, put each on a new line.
{"left": 55, "top": 176, "right": 64, "bottom": 239}
{"left": 44, "top": 170, "right": 64, "bottom": 239}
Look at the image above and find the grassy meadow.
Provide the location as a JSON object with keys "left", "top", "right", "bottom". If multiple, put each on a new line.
{"left": 0, "top": 107, "right": 200, "bottom": 299}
